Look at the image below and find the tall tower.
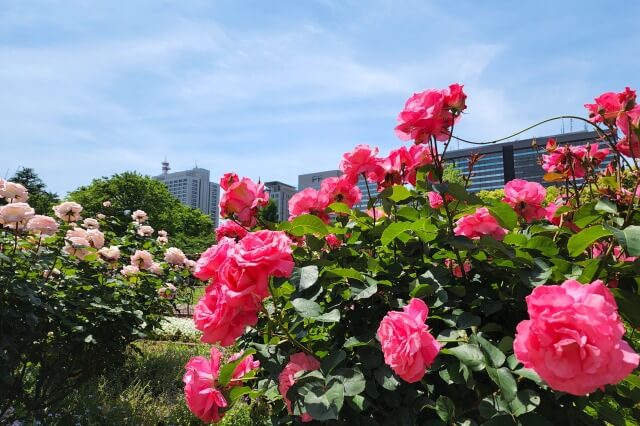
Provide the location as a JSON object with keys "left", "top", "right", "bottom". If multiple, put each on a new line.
{"left": 162, "top": 158, "right": 170, "bottom": 175}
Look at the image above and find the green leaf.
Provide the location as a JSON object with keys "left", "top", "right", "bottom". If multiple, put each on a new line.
{"left": 321, "top": 350, "right": 346, "bottom": 375}
{"left": 395, "top": 206, "right": 420, "bottom": 220}
{"left": 385, "top": 185, "right": 413, "bottom": 202}
{"left": 351, "top": 280, "right": 378, "bottom": 300}
{"left": 611, "top": 288, "right": 640, "bottom": 327}
{"left": 567, "top": 225, "right": 612, "bottom": 257}
{"left": 380, "top": 221, "right": 413, "bottom": 246}
{"left": 300, "top": 377, "right": 344, "bottom": 421}
{"left": 433, "top": 182, "right": 482, "bottom": 204}
{"left": 324, "top": 267, "right": 364, "bottom": 282}
{"left": 333, "top": 368, "right": 366, "bottom": 396}
{"left": 606, "top": 224, "right": 640, "bottom": 256}
{"left": 475, "top": 335, "right": 506, "bottom": 368}
{"left": 435, "top": 396, "right": 455, "bottom": 423}
{"left": 287, "top": 214, "right": 329, "bottom": 237}
{"left": 291, "top": 265, "right": 319, "bottom": 291}
{"left": 487, "top": 367, "right": 517, "bottom": 402}
{"left": 444, "top": 344, "right": 486, "bottom": 372}
{"left": 525, "top": 236, "right": 559, "bottom": 256}
{"left": 343, "top": 335, "right": 373, "bottom": 349}
{"left": 512, "top": 368, "right": 542, "bottom": 384}
{"left": 217, "top": 349, "right": 257, "bottom": 387}
{"left": 488, "top": 202, "right": 518, "bottom": 230}
{"left": 328, "top": 202, "right": 351, "bottom": 214}
{"left": 291, "top": 298, "right": 339, "bottom": 322}
{"left": 508, "top": 390, "right": 540, "bottom": 416}
{"left": 228, "top": 386, "right": 252, "bottom": 403}
{"left": 595, "top": 198, "right": 618, "bottom": 214}
{"left": 374, "top": 365, "right": 400, "bottom": 390}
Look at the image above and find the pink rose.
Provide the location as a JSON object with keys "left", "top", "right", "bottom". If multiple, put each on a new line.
{"left": 427, "top": 192, "right": 444, "bottom": 209}
{"left": 325, "top": 233, "right": 341, "bottom": 249}
{"left": 220, "top": 172, "right": 240, "bottom": 191}
{"left": 0, "top": 203, "right": 35, "bottom": 229}
{"left": 215, "top": 221, "right": 248, "bottom": 241}
{"left": 339, "top": 144, "right": 384, "bottom": 183}
{"left": 377, "top": 298, "right": 441, "bottom": 383}
{"left": 158, "top": 283, "right": 177, "bottom": 299}
{"left": 194, "top": 237, "right": 236, "bottom": 282}
{"left": 288, "top": 188, "right": 329, "bottom": 222}
{"left": 514, "top": 280, "right": 639, "bottom": 395}
{"left": 444, "top": 258, "right": 471, "bottom": 278}
{"left": 406, "top": 144, "right": 434, "bottom": 186}
{"left": 395, "top": 85, "right": 465, "bottom": 143}
{"left": 131, "top": 250, "right": 153, "bottom": 270}
{"left": 0, "top": 181, "right": 29, "bottom": 202}
{"left": 318, "top": 176, "right": 362, "bottom": 208}
{"left": 585, "top": 87, "right": 636, "bottom": 124}
{"left": 183, "top": 347, "right": 228, "bottom": 423}
{"left": 137, "top": 225, "right": 154, "bottom": 237}
{"left": 63, "top": 236, "right": 91, "bottom": 260}
{"left": 98, "top": 246, "right": 120, "bottom": 262}
{"left": 454, "top": 207, "right": 507, "bottom": 240}
{"left": 26, "top": 215, "right": 58, "bottom": 235}
{"left": 85, "top": 229, "right": 105, "bottom": 249}
{"left": 366, "top": 207, "right": 387, "bottom": 219}
{"left": 120, "top": 264, "right": 140, "bottom": 276}
{"left": 503, "top": 179, "right": 547, "bottom": 222}
{"left": 131, "top": 210, "right": 148, "bottom": 223}
{"left": 219, "top": 176, "right": 269, "bottom": 227}
{"left": 217, "top": 261, "right": 270, "bottom": 307}
{"left": 278, "top": 353, "right": 321, "bottom": 422}
{"left": 148, "top": 262, "right": 164, "bottom": 275}
{"left": 82, "top": 218, "right": 100, "bottom": 230}
{"left": 227, "top": 351, "right": 260, "bottom": 384}
{"left": 193, "top": 285, "right": 259, "bottom": 346}
{"left": 53, "top": 202, "right": 83, "bottom": 222}
{"left": 157, "top": 236, "right": 168, "bottom": 245}
{"left": 164, "top": 247, "right": 187, "bottom": 265}
{"left": 231, "top": 230, "right": 294, "bottom": 278}
{"left": 377, "top": 146, "right": 414, "bottom": 190}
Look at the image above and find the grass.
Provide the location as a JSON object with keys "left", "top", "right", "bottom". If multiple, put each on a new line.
{"left": 24, "top": 341, "right": 268, "bottom": 425}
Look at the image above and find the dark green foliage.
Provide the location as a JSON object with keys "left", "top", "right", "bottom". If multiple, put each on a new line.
{"left": 8, "top": 167, "right": 59, "bottom": 213}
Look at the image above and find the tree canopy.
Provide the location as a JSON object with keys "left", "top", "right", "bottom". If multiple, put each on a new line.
{"left": 7, "top": 167, "right": 59, "bottom": 214}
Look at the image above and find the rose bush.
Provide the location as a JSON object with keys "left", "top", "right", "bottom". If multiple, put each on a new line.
{"left": 0, "top": 197, "right": 199, "bottom": 417}
{"left": 185, "top": 85, "right": 640, "bottom": 424}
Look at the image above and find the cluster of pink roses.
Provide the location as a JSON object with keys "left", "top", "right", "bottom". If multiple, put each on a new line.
{"left": 219, "top": 173, "right": 269, "bottom": 227}
{"left": 288, "top": 175, "right": 361, "bottom": 222}
{"left": 395, "top": 84, "right": 467, "bottom": 143}
{"left": 514, "top": 279, "right": 639, "bottom": 395}
{"left": 183, "top": 347, "right": 260, "bottom": 423}
{"left": 585, "top": 87, "right": 640, "bottom": 157}
{"left": 192, "top": 229, "right": 294, "bottom": 346}
{"left": 542, "top": 139, "right": 610, "bottom": 179}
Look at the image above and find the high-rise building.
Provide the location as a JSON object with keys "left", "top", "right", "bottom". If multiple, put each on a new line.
{"left": 265, "top": 181, "right": 297, "bottom": 222}
{"left": 297, "top": 170, "right": 378, "bottom": 211}
{"left": 154, "top": 161, "right": 220, "bottom": 228}
{"left": 443, "top": 131, "right": 609, "bottom": 192}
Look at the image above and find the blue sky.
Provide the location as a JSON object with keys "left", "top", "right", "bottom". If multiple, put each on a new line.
{"left": 1, "top": 0, "right": 639, "bottom": 195}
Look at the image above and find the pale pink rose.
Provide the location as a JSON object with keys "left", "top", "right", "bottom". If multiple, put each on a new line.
{"left": 278, "top": 353, "right": 321, "bottom": 422}
{"left": 131, "top": 210, "right": 148, "bottom": 223}
{"left": 102, "top": 200, "right": 112, "bottom": 207}
{"left": 148, "top": 262, "right": 164, "bottom": 275}
{"left": 183, "top": 347, "right": 228, "bottom": 423}
{"left": 454, "top": 207, "right": 507, "bottom": 240}
{"left": 503, "top": 179, "right": 547, "bottom": 222}
{"left": 82, "top": 218, "right": 100, "bottom": 230}
{"left": 514, "top": 279, "right": 639, "bottom": 395}
{"left": 164, "top": 247, "right": 187, "bottom": 265}
{"left": 215, "top": 221, "right": 248, "bottom": 241}
{"left": 377, "top": 298, "right": 441, "bottom": 383}
{"left": 158, "top": 283, "right": 177, "bottom": 299}
{"left": 0, "top": 181, "right": 29, "bottom": 202}
{"left": 85, "top": 229, "right": 104, "bottom": 249}
{"left": 193, "top": 285, "right": 258, "bottom": 346}
{"left": 158, "top": 230, "right": 168, "bottom": 237}
{"left": 395, "top": 85, "right": 465, "bottom": 143}
{"left": 219, "top": 176, "right": 269, "bottom": 227}
{"left": 53, "top": 202, "right": 83, "bottom": 222}
{"left": 366, "top": 207, "right": 387, "bottom": 219}
{"left": 137, "top": 225, "right": 154, "bottom": 237}
{"left": 63, "top": 236, "right": 91, "bottom": 260}
{"left": 339, "top": 144, "right": 384, "bottom": 183}
{"left": 318, "top": 176, "right": 362, "bottom": 208}
{"left": 131, "top": 249, "right": 153, "bottom": 270}
{"left": 120, "top": 264, "right": 140, "bottom": 276}
{"left": 96, "top": 213, "right": 106, "bottom": 220}
{"left": 184, "top": 259, "right": 197, "bottom": 271}
{"left": 157, "top": 236, "right": 169, "bottom": 245}
{"left": 0, "top": 203, "right": 35, "bottom": 229}
{"left": 288, "top": 188, "right": 329, "bottom": 222}
{"left": 325, "top": 233, "right": 341, "bottom": 249}
{"left": 444, "top": 258, "right": 471, "bottom": 278}
{"left": 26, "top": 215, "right": 58, "bottom": 235}
{"left": 98, "top": 246, "right": 121, "bottom": 262}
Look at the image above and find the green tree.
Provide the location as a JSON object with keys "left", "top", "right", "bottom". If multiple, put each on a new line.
{"left": 442, "top": 163, "right": 465, "bottom": 185}
{"left": 8, "top": 167, "right": 59, "bottom": 214}
{"left": 68, "top": 172, "right": 214, "bottom": 253}
{"left": 259, "top": 199, "right": 279, "bottom": 223}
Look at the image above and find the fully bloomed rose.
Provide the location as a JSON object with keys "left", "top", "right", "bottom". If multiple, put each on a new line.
{"left": 278, "top": 353, "right": 321, "bottom": 423}
{"left": 406, "top": 144, "right": 434, "bottom": 186}
{"left": 26, "top": 215, "right": 58, "bottom": 235}
{"left": 288, "top": 188, "right": 329, "bottom": 222}
{"left": 137, "top": 225, "right": 154, "bottom": 237}
{"left": 183, "top": 347, "right": 260, "bottom": 423}
{"left": 193, "top": 285, "right": 259, "bottom": 346}
{"left": 231, "top": 230, "right": 294, "bottom": 278}
{"left": 377, "top": 298, "right": 441, "bottom": 383}
{"left": 194, "top": 237, "right": 237, "bottom": 282}
{"left": 339, "top": 144, "right": 384, "bottom": 183}
{"left": 585, "top": 87, "right": 636, "bottom": 124}
{"left": 82, "top": 218, "right": 100, "bottom": 230}
{"left": 98, "top": 245, "right": 121, "bottom": 262}
{"left": 318, "top": 176, "right": 362, "bottom": 208}
{"left": 131, "top": 249, "right": 153, "bottom": 270}
{"left": 215, "top": 221, "right": 248, "bottom": 241}
{"left": 220, "top": 176, "right": 269, "bottom": 227}
{"left": 503, "top": 179, "right": 546, "bottom": 222}
{"left": 131, "top": 209, "right": 148, "bottom": 223}
{"left": 164, "top": 247, "right": 187, "bottom": 265}
{"left": 514, "top": 280, "right": 639, "bottom": 395}
{"left": 377, "top": 146, "right": 414, "bottom": 189}
{"left": 0, "top": 181, "right": 29, "bottom": 202}
{"left": 395, "top": 84, "right": 466, "bottom": 143}
{"left": 53, "top": 201, "right": 83, "bottom": 222}
{"left": 454, "top": 207, "right": 507, "bottom": 240}
{"left": 0, "top": 203, "right": 35, "bottom": 229}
